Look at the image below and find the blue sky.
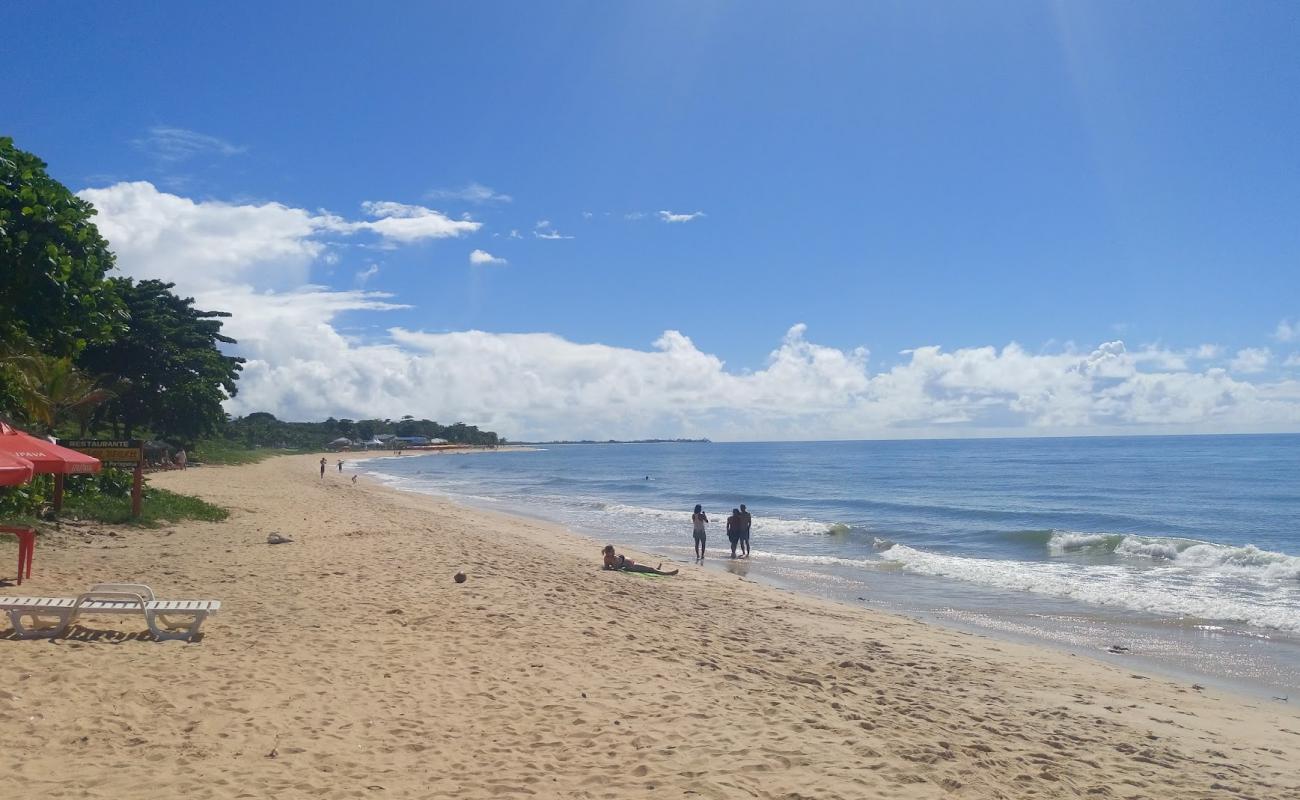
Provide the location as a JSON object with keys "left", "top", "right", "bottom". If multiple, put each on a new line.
{"left": 5, "top": 3, "right": 1300, "bottom": 439}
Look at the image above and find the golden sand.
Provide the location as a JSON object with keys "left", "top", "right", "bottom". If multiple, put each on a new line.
{"left": 1, "top": 452, "right": 1296, "bottom": 798}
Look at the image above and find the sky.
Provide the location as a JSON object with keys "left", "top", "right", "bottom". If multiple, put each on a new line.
{"left": 5, "top": 2, "right": 1300, "bottom": 440}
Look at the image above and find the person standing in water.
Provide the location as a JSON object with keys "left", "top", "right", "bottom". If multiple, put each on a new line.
{"left": 726, "top": 508, "right": 741, "bottom": 559}
{"left": 739, "top": 503, "right": 752, "bottom": 558}
{"left": 319, "top": 457, "right": 327, "bottom": 478}
{"left": 337, "top": 459, "right": 344, "bottom": 472}
{"left": 691, "top": 504, "right": 709, "bottom": 560}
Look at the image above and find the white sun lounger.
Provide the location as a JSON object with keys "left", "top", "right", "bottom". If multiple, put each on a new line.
{"left": 0, "top": 583, "right": 220, "bottom": 641}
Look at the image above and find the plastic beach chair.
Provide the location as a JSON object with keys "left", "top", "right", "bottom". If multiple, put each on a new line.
{"left": 0, "top": 583, "right": 220, "bottom": 641}
{"left": 0, "top": 525, "right": 35, "bottom": 585}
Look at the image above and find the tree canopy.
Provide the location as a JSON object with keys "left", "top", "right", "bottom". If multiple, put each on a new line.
{"left": 0, "top": 137, "right": 123, "bottom": 357}
{"left": 79, "top": 278, "right": 244, "bottom": 442}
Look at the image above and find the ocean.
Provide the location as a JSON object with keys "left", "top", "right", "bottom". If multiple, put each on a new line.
{"left": 353, "top": 435, "right": 1300, "bottom": 695}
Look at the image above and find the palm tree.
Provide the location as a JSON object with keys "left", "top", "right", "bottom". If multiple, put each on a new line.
{"left": 4, "top": 353, "right": 117, "bottom": 436}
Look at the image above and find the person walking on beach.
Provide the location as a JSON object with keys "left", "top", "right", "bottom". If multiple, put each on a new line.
{"left": 739, "top": 503, "right": 752, "bottom": 558}
{"left": 338, "top": 459, "right": 344, "bottom": 472}
{"left": 319, "top": 457, "right": 327, "bottom": 478}
{"left": 726, "top": 508, "right": 741, "bottom": 559}
{"left": 692, "top": 504, "right": 709, "bottom": 560}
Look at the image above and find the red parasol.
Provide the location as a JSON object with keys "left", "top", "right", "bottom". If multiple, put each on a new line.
{"left": 0, "top": 422, "right": 101, "bottom": 474}
{"left": 0, "top": 451, "right": 35, "bottom": 487}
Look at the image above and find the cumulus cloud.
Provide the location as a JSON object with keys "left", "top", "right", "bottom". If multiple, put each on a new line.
{"left": 77, "top": 183, "right": 479, "bottom": 294}
{"left": 132, "top": 126, "right": 246, "bottom": 161}
{"left": 355, "top": 264, "right": 380, "bottom": 285}
{"left": 1286, "top": 353, "right": 1300, "bottom": 368}
{"left": 469, "top": 249, "right": 507, "bottom": 266}
{"left": 80, "top": 182, "right": 1300, "bottom": 441}
{"left": 351, "top": 201, "right": 480, "bottom": 242}
{"left": 1275, "top": 320, "right": 1298, "bottom": 343}
{"left": 222, "top": 326, "right": 1300, "bottom": 441}
{"left": 658, "top": 210, "right": 706, "bottom": 223}
{"left": 1230, "top": 347, "right": 1271, "bottom": 374}
{"left": 425, "top": 182, "right": 512, "bottom": 204}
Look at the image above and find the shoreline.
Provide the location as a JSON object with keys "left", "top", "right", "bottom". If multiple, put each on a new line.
{"left": 352, "top": 452, "right": 1300, "bottom": 701}
{"left": 1, "top": 452, "right": 1296, "bottom": 798}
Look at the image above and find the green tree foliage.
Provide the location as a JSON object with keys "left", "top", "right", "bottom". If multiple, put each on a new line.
{"left": 3, "top": 352, "right": 116, "bottom": 435}
{"left": 79, "top": 278, "right": 244, "bottom": 442}
{"left": 0, "top": 137, "right": 123, "bottom": 357}
{"left": 219, "top": 413, "right": 501, "bottom": 449}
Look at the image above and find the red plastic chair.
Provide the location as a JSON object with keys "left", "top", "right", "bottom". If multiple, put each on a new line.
{"left": 1, "top": 526, "right": 35, "bottom": 585}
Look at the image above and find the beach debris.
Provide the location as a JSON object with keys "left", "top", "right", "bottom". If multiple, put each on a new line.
{"left": 1273, "top": 695, "right": 1289, "bottom": 703}
{"left": 1192, "top": 684, "right": 1205, "bottom": 691}
{"left": 266, "top": 533, "right": 293, "bottom": 545}
{"left": 454, "top": 571, "right": 467, "bottom": 583}
{"left": 266, "top": 735, "right": 280, "bottom": 759}
{"left": 1107, "top": 644, "right": 1131, "bottom": 654}
{"left": 385, "top": 608, "right": 403, "bottom": 615}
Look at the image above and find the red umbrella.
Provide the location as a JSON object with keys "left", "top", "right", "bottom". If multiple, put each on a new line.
{"left": 0, "top": 422, "right": 101, "bottom": 474}
{"left": 0, "top": 451, "right": 35, "bottom": 487}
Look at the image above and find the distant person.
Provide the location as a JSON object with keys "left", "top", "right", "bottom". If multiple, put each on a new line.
{"left": 351, "top": 475, "right": 358, "bottom": 484}
{"left": 739, "top": 503, "right": 752, "bottom": 558}
{"left": 176, "top": 448, "right": 187, "bottom": 470}
{"left": 602, "top": 545, "right": 678, "bottom": 575}
{"left": 338, "top": 459, "right": 344, "bottom": 472}
{"left": 726, "top": 508, "right": 741, "bottom": 559}
{"left": 692, "top": 504, "right": 709, "bottom": 560}
{"left": 319, "top": 457, "right": 327, "bottom": 478}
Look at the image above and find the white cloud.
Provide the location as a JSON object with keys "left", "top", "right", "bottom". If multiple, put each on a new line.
{"left": 425, "top": 182, "right": 512, "bottom": 204}
{"left": 533, "top": 220, "right": 574, "bottom": 240}
{"left": 80, "top": 182, "right": 1300, "bottom": 440}
{"left": 658, "top": 210, "right": 706, "bottom": 223}
{"left": 624, "top": 211, "right": 646, "bottom": 220}
{"left": 132, "top": 126, "right": 246, "bottom": 161}
{"left": 469, "top": 249, "right": 507, "bottom": 266}
{"left": 1195, "top": 344, "right": 1223, "bottom": 359}
{"left": 1285, "top": 353, "right": 1300, "bottom": 368}
{"left": 355, "top": 264, "right": 380, "bottom": 285}
{"left": 1230, "top": 347, "right": 1271, "bottom": 374}
{"left": 76, "top": 183, "right": 479, "bottom": 295}
{"left": 352, "top": 201, "right": 480, "bottom": 243}
{"left": 1275, "top": 320, "right": 1298, "bottom": 343}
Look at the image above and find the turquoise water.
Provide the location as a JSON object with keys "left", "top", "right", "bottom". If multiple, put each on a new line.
{"left": 356, "top": 435, "right": 1300, "bottom": 694}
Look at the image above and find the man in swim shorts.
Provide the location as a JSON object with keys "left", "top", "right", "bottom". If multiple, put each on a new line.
{"left": 739, "top": 503, "right": 752, "bottom": 558}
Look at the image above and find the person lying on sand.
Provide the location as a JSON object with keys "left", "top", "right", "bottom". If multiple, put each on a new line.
{"left": 602, "top": 545, "right": 679, "bottom": 575}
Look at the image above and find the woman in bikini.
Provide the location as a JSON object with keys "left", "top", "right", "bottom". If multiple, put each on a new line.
{"left": 602, "top": 545, "right": 679, "bottom": 575}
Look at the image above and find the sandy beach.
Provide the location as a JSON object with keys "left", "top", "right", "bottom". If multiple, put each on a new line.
{"left": 1, "top": 452, "right": 1296, "bottom": 799}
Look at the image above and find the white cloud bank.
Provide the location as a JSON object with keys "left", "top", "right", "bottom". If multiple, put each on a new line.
{"left": 77, "top": 183, "right": 1300, "bottom": 441}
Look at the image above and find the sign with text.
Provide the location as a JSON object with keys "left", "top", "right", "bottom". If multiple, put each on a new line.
{"left": 61, "top": 439, "right": 144, "bottom": 467}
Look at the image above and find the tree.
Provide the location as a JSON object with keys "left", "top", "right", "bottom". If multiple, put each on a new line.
{"left": 3, "top": 352, "right": 116, "bottom": 435}
{"left": 79, "top": 278, "right": 243, "bottom": 443}
{"left": 0, "top": 137, "right": 123, "bottom": 358}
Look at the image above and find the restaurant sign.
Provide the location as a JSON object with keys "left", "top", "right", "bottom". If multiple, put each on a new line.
{"left": 61, "top": 439, "right": 144, "bottom": 467}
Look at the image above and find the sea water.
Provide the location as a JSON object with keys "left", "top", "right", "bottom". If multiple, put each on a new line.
{"left": 354, "top": 435, "right": 1300, "bottom": 695}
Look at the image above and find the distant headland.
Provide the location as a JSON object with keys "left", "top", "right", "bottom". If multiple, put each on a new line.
{"left": 515, "top": 438, "right": 711, "bottom": 445}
